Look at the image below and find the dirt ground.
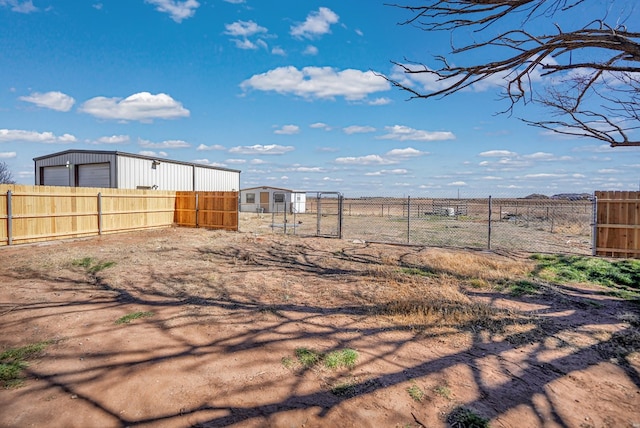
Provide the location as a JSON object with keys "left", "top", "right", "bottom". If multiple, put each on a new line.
{"left": 0, "top": 225, "right": 639, "bottom": 427}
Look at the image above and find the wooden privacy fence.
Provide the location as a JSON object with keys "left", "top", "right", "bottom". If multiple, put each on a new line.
{"left": 0, "top": 185, "right": 238, "bottom": 246}
{"left": 595, "top": 191, "right": 640, "bottom": 258}
{"left": 174, "top": 191, "right": 238, "bottom": 231}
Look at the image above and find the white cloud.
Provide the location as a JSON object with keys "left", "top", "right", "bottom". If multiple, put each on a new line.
{"left": 521, "top": 173, "right": 567, "bottom": 179}
{"left": 303, "top": 45, "right": 318, "bottom": 55}
{"left": 448, "top": 181, "right": 467, "bottom": 186}
{"left": 225, "top": 158, "right": 246, "bottom": 164}
{"left": 479, "top": 150, "right": 518, "bottom": 157}
{"left": 0, "top": 129, "right": 76, "bottom": 144}
{"left": 250, "top": 159, "right": 266, "bottom": 164}
{"left": 145, "top": 0, "right": 199, "bottom": 23}
{"left": 521, "top": 152, "right": 572, "bottom": 161}
{"left": 292, "top": 166, "right": 324, "bottom": 172}
{"left": 334, "top": 154, "right": 394, "bottom": 165}
{"left": 597, "top": 169, "right": 619, "bottom": 173}
{"left": 19, "top": 91, "right": 75, "bottom": 112}
{"left": 0, "top": 0, "right": 36, "bottom": 13}
{"left": 228, "top": 144, "right": 294, "bottom": 155}
{"left": 231, "top": 38, "right": 259, "bottom": 50}
{"left": 310, "top": 122, "right": 331, "bottom": 130}
{"left": 89, "top": 135, "right": 130, "bottom": 145}
{"left": 79, "top": 92, "right": 189, "bottom": 122}
{"left": 272, "top": 47, "right": 286, "bottom": 56}
{"left": 138, "top": 138, "right": 190, "bottom": 148}
{"left": 274, "top": 125, "right": 300, "bottom": 135}
{"left": 223, "top": 0, "right": 244, "bottom": 3}
{"left": 368, "top": 97, "right": 391, "bottom": 106}
{"left": 241, "top": 66, "right": 390, "bottom": 101}
{"left": 0, "top": 152, "right": 16, "bottom": 158}
{"left": 378, "top": 125, "right": 455, "bottom": 142}
{"left": 139, "top": 151, "right": 168, "bottom": 157}
{"left": 365, "top": 169, "right": 408, "bottom": 176}
{"left": 343, "top": 125, "right": 376, "bottom": 135}
{"left": 290, "top": 7, "right": 339, "bottom": 39}
{"left": 482, "top": 176, "right": 503, "bottom": 180}
{"left": 224, "top": 20, "right": 267, "bottom": 37}
{"left": 192, "top": 158, "right": 227, "bottom": 167}
{"left": 386, "top": 147, "right": 426, "bottom": 158}
{"left": 197, "top": 144, "right": 226, "bottom": 151}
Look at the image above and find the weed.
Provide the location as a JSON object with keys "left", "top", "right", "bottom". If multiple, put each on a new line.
{"left": 115, "top": 311, "right": 154, "bottom": 324}
{"left": 72, "top": 257, "right": 116, "bottom": 274}
{"left": 434, "top": 384, "right": 451, "bottom": 399}
{"left": 531, "top": 254, "right": 640, "bottom": 289}
{"left": 72, "top": 257, "right": 93, "bottom": 268}
{"left": 401, "top": 267, "right": 436, "bottom": 278}
{"left": 0, "top": 341, "right": 50, "bottom": 388}
{"left": 508, "top": 280, "right": 539, "bottom": 296}
{"left": 281, "top": 356, "right": 294, "bottom": 369}
{"left": 88, "top": 261, "right": 116, "bottom": 274}
{"left": 294, "top": 347, "right": 322, "bottom": 368}
{"left": 292, "top": 347, "right": 359, "bottom": 370}
{"left": 406, "top": 381, "right": 424, "bottom": 402}
{"left": 447, "top": 406, "right": 490, "bottom": 428}
{"left": 324, "top": 349, "right": 358, "bottom": 369}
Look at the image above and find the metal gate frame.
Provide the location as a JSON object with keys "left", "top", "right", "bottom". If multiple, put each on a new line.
{"left": 313, "top": 191, "right": 343, "bottom": 238}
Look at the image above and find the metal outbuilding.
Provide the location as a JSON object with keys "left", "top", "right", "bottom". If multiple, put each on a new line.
{"left": 33, "top": 150, "right": 240, "bottom": 191}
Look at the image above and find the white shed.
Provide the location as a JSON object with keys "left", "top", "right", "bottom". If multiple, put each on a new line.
{"left": 33, "top": 150, "right": 240, "bottom": 191}
{"left": 239, "top": 186, "right": 306, "bottom": 213}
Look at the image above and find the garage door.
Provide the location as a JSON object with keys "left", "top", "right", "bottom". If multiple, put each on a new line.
{"left": 42, "top": 166, "right": 70, "bottom": 186}
{"left": 78, "top": 163, "right": 111, "bottom": 188}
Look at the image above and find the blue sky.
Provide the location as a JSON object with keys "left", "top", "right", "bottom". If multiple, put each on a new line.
{"left": 1, "top": 0, "right": 638, "bottom": 197}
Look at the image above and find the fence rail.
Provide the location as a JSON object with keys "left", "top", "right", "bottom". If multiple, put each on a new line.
{"left": 0, "top": 185, "right": 238, "bottom": 246}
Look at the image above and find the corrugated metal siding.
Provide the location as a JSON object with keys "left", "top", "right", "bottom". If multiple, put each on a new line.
{"left": 116, "top": 156, "right": 193, "bottom": 190}
{"left": 194, "top": 166, "right": 239, "bottom": 191}
{"left": 35, "top": 152, "right": 117, "bottom": 186}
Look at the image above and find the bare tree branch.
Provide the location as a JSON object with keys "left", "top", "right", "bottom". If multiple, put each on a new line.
{"left": 387, "top": 0, "right": 640, "bottom": 147}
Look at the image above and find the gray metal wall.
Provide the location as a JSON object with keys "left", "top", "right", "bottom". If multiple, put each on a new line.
{"left": 35, "top": 152, "right": 117, "bottom": 186}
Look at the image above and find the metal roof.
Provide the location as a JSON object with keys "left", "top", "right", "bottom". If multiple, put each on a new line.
{"left": 33, "top": 149, "right": 241, "bottom": 173}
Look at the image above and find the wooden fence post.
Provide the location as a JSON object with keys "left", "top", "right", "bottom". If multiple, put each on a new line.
{"left": 97, "top": 192, "right": 102, "bottom": 235}
{"left": 7, "top": 190, "right": 12, "bottom": 246}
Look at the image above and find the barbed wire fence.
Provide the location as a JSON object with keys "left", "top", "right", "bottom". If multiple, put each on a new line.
{"left": 240, "top": 193, "right": 595, "bottom": 255}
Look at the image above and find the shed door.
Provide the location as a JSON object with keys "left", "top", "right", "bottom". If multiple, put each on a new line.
{"left": 42, "top": 166, "right": 70, "bottom": 186}
{"left": 78, "top": 163, "right": 111, "bottom": 188}
{"left": 260, "top": 192, "right": 269, "bottom": 212}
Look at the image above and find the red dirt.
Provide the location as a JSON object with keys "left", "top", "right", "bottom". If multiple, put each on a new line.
{"left": 0, "top": 227, "right": 639, "bottom": 427}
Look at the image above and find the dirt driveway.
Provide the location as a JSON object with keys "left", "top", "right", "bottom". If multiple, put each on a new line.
{"left": 0, "top": 227, "right": 638, "bottom": 427}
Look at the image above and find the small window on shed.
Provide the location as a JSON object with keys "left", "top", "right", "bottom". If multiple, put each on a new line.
{"left": 246, "top": 193, "right": 256, "bottom": 203}
{"left": 274, "top": 193, "right": 285, "bottom": 203}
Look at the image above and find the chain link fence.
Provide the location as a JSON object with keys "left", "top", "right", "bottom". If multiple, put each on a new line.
{"left": 240, "top": 194, "right": 595, "bottom": 255}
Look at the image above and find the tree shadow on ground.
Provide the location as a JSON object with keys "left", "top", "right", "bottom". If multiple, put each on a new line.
{"left": 1, "top": 236, "right": 639, "bottom": 427}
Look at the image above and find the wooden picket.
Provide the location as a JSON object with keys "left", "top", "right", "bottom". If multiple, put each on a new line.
{"left": 595, "top": 190, "right": 640, "bottom": 258}
{"left": 174, "top": 191, "right": 238, "bottom": 231}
